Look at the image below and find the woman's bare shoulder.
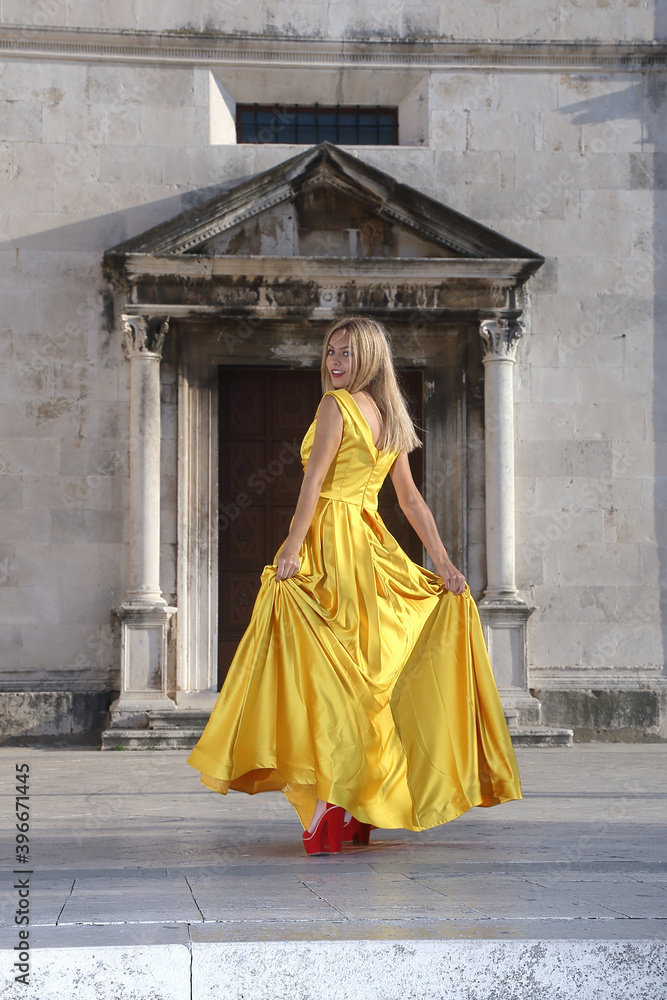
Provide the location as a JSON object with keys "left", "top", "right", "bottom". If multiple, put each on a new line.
{"left": 307, "top": 393, "right": 344, "bottom": 464}
{"left": 314, "top": 392, "right": 344, "bottom": 434}
{"left": 317, "top": 392, "right": 344, "bottom": 417}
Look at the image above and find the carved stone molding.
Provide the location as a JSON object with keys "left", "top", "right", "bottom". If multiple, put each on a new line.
{"left": 479, "top": 317, "right": 524, "bottom": 362}
{"left": 122, "top": 315, "right": 169, "bottom": 359}
{"left": 0, "top": 27, "right": 664, "bottom": 71}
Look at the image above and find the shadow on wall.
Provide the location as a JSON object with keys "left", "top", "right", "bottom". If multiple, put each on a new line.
{"left": 0, "top": 177, "right": 251, "bottom": 254}
{"left": 559, "top": 82, "right": 645, "bottom": 126}
{"left": 0, "top": 177, "right": 256, "bottom": 362}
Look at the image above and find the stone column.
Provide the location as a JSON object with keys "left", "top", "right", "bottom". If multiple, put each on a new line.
{"left": 479, "top": 317, "right": 522, "bottom": 599}
{"left": 478, "top": 317, "right": 539, "bottom": 726}
{"left": 110, "top": 316, "right": 176, "bottom": 728}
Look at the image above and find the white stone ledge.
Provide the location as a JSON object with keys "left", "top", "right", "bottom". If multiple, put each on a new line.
{"left": 1, "top": 933, "right": 664, "bottom": 1000}
{"left": 0, "top": 26, "right": 665, "bottom": 70}
{"left": 195, "top": 938, "right": 667, "bottom": 1000}
{"left": 0, "top": 939, "right": 190, "bottom": 1000}
{"left": 529, "top": 668, "right": 667, "bottom": 691}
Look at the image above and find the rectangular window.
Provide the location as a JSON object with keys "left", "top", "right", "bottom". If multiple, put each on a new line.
{"left": 236, "top": 105, "right": 398, "bottom": 145}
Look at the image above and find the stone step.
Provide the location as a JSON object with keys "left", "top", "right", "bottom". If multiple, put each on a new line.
{"left": 101, "top": 728, "right": 203, "bottom": 750}
{"left": 508, "top": 725, "right": 574, "bottom": 747}
{"left": 11, "top": 929, "right": 665, "bottom": 1000}
{"left": 147, "top": 709, "right": 210, "bottom": 729}
{"left": 101, "top": 722, "right": 573, "bottom": 750}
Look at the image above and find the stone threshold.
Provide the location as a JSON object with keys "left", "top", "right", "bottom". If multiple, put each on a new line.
{"left": 101, "top": 712, "right": 573, "bottom": 749}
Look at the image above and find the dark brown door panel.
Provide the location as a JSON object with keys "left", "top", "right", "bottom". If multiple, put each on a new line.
{"left": 218, "top": 366, "right": 423, "bottom": 687}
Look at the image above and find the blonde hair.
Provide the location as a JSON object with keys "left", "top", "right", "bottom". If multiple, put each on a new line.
{"left": 320, "top": 316, "right": 421, "bottom": 454}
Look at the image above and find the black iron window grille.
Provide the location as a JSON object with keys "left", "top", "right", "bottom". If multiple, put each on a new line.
{"left": 236, "top": 105, "right": 398, "bottom": 145}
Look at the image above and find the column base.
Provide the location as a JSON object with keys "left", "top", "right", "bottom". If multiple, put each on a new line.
{"left": 478, "top": 595, "right": 540, "bottom": 725}
{"left": 479, "top": 596, "right": 573, "bottom": 745}
{"left": 103, "top": 692, "right": 216, "bottom": 748}
{"left": 108, "top": 602, "right": 177, "bottom": 730}
{"left": 506, "top": 725, "right": 574, "bottom": 747}
{"left": 123, "top": 591, "right": 168, "bottom": 607}
{"left": 108, "top": 696, "right": 177, "bottom": 731}
{"left": 102, "top": 707, "right": 208, "bottom": 749}
{"left": 174, "top": 691, "right": 219, "bottom": 712}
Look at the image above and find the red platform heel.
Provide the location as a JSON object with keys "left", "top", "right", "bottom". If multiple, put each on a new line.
{"left": 303, "top": 803, "right": 345, "bottom": 855}
{"left": 342, "top": 816, "right": 374, "bottom": 845}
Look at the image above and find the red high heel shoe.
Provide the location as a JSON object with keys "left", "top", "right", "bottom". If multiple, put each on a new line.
{"left": 303, "top": 803, "right": 345, "bottom": 855}
{"left": 342, "top": 815, "right": 374, "bottom": 845}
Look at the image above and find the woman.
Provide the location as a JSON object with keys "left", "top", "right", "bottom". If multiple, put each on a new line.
{"left": 187, "top": 316, "right": 522, "bottom": 854}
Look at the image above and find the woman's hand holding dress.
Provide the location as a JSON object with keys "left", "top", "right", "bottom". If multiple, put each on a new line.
{"left": 390, "top": 452, "right": 467, "bottom": 596}
{"left": 434, "top": 558, "right": 466, "bottom": 596}
{"left": 275, "top": 395, "right": 343, "bottom": 582}
{"left": 275, "top": 546, "right": 301, "bottom": 580}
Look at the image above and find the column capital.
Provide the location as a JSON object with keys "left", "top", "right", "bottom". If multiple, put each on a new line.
{"left": 122, "top": 315, "right": 169, "bottom": 360}
{"left": 480, "top": 316, "right": 524, "bottom": 362}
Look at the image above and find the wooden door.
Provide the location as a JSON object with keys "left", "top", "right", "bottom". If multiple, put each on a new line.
{"left": 218, "top": 367, "right": 424, "bottom": 686}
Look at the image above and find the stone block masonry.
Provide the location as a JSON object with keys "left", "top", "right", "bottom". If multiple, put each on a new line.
{"left": 0, "top": 5, "right": 664, "bottom": 740}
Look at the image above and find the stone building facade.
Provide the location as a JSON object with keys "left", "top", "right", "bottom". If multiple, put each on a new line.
{"left": 0, "top": 1, "right": 665, "bottom": 745}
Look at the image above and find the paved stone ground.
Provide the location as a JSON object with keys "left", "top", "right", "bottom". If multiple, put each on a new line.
{"left": 0, "top": 745, "right": 665, "bottom": 999}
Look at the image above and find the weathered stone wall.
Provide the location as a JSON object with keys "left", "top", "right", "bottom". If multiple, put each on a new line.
{"left": 0, "top": 0, "right": 660, "bottom": 41}
{"left": 0, "top": 1, "right": 664, "bottom": 739}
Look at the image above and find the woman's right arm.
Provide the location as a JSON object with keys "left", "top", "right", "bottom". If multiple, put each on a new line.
{"left": 275, "top": 395, "right": 343, "bottom": 581}
{"left": 389, "top": 452, "right": 466, "bottom": 595}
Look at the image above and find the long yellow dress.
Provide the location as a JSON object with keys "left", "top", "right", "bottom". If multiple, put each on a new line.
{"left": 187, "top": 388, "right": 522, "bottom": 830}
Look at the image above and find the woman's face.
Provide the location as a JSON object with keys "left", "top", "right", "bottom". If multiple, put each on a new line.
{"left": 326, "top": 328, "right": 352, "bottom": 388}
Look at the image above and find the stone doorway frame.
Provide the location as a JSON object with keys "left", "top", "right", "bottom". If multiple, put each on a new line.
{"left": 102, "top": 142, "right": 556, "bottom": 743}
{"left": 106, "top": 286, "right": 542, "bottom": 734}
{"left": 174, "top": 316, "right": 469, "bottom": 712}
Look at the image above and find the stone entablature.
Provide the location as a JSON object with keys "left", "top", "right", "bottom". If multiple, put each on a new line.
{"left": 1, "top": 26, "right": 665, "bottom": 71}
{"left": 109, "top": 268, "right": 526, "bottom": 322}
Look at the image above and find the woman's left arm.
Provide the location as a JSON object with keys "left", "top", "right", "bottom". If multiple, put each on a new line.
{"left": 389, "top": 452, "right": 466, "bottom": 595}
{"left": 275, "top": 395, "right": 343, "bottom": 581}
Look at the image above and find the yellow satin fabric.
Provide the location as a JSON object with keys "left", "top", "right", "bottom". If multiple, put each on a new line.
{"left": 187, "top": 388, "right": 522, "bottom": 830}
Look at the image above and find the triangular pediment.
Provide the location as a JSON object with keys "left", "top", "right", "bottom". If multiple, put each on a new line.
{"left": 106, "top": 143, "right": 543, "bottom": 266}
